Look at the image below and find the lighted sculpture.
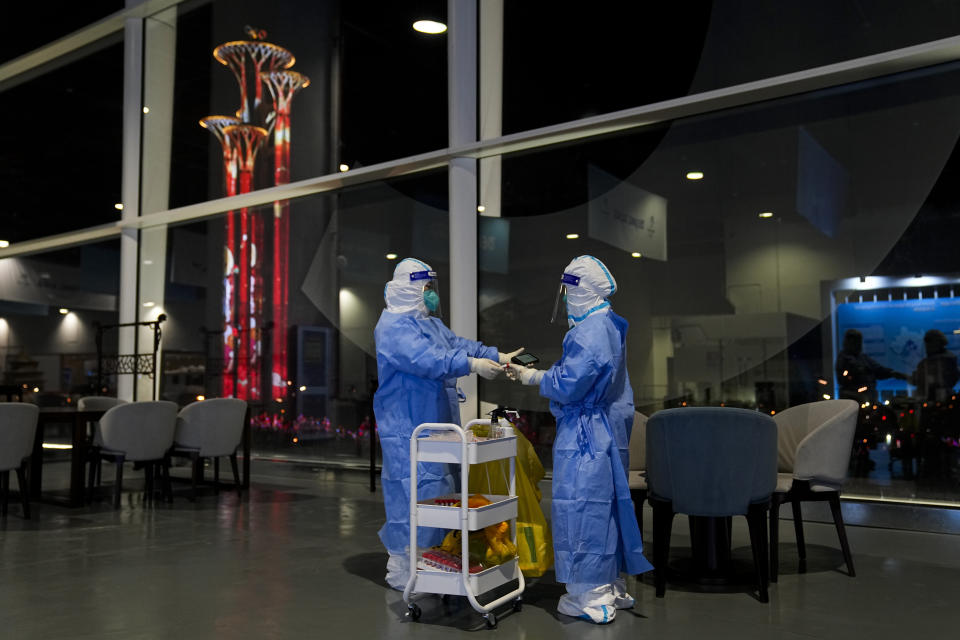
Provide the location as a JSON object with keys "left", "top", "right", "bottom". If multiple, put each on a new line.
{"left": 213, "top": 39, "right": 294, "bottom": 123}
{"left": 203, "top": 29, "right": 306, "bottom": 403}
{"left": 199, "top": 115, "right": 241, "bottom": 397}
{"left": 224, "top": 123, "right": 269, "bottom": 400}
{"left": 262, "top": 69, "right": 310, "bottom": 400}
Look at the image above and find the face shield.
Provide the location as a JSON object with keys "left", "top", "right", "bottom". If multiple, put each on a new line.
{"left": 410, "top": 269, "right": 442, "bottom": 318}
{"left": 551, "top": 273, "right": 580, "bottom": 324}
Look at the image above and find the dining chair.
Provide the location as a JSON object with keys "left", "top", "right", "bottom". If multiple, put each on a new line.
{"left": 79, "top": 396, "right": 127, "bottom": 496}
{"left": 0, "top": 403, "right": 39, "bottom": 518}
{"left": 627, "top": 411, "right": 648, "bottom": 538}
{"left": 769, "top": 399, "right": 858, "bottom": 582}
{"left": 170, "top": 398, "right": 248, "bottom": 499}
{"left": 646, "top": 406, "right": 778, "bottom": 601}
{"left": 91, "top": 401, "right": 178, "bottom": 508}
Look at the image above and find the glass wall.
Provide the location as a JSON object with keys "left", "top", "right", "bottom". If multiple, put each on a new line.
{"left": 151, "top": 170, "right": 447, "bottom": 464}
{"left": 502, "top": 1, "right": 960, "bottom": 133}
{"left": 0, "top": 39, "right": 124, "bottom": 243}
{"left": 166, "top": 0, "right": 447, "bottom": 210}
{"left": 0, "top": 241, "right": 121, "bottom": 403}
{"left": 479, "top": 61, "right": 960, "bottom": 501}
{"left": 0, "top": 2, "right": 124, "bottom": 64}
{"left": 5, "top": 1, "right": 960, "bottom": 509}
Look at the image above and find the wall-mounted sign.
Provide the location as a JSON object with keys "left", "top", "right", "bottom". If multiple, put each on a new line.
{"left": 587, "top": 164, "right": 667, "bottom": 261}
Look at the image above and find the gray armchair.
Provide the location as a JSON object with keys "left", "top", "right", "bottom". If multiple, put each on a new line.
{"left": 93, "top": 401, "right": 178, "bottom": 508}
{"left": 770, "top": 399, "right": 858, "bottom": 581}
{"left": 647, "top": 407, "right": 778, "bottom": 601}
{"left": 171, "top": 398, "right": 247, "bottom": 499}
{"left": 627, "top": 412, "right": 648, "bottom": 538}
{"left": 79, "top": 396, "right": 127, "bottom": 495}
{"left": 0, "top": 403, "right": 39, "bottom": 518}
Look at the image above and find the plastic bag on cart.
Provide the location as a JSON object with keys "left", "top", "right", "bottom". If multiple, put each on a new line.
{"left": 468, "top": 428, "right": 554, "bottom": 577}
{"left": 437, "top": 520, "right": 516, "bottom": 569}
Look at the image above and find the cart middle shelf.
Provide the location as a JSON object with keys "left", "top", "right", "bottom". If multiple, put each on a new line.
{"left": 417, "top": 493, "right": 518, "bottom": 530}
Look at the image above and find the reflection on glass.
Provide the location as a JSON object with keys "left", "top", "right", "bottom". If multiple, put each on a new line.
{"left": 480, "top": 63, "right": 960, "bottom": 502}
{"left": 0, "top": 242, "right": 120, "bottom": 428}
{"left": 157, "top": 173, "right": 448, "bottom": 465}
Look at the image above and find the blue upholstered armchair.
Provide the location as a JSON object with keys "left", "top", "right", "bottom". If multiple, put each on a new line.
{"left": 646, "top": 407, "right": 778, "bottom": 601}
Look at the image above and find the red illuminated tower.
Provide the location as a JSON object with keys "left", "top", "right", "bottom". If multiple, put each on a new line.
{"left": 199, "top": 115, "right": 241, "bottom": 397}
{"left": 223, "top": 123, "right": 269, "bottom": 400}
{"left": 261, "top": 69, "right": 310, "bottom": 400}
{"left": 209, "top": 32, "right": 296, "bottom": 402}
{"left": 213, "top": 40, "right": 294, "bottom": 123}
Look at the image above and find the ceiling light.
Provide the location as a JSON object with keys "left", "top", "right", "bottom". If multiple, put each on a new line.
{"left": 0, "top": 240, "right": 8, "bottom": 248}
{"left": 385, "top": 253, "right": 398, "bottom": 260}
{"left": 758, "top": 211, "right": 774, "bottom": 218}
{"left": 143, "top": 259, "right": 153, "bottom": 265}
{"left": 299, "top": 385, "right": 307, "bottom": 391}
{"left": 196, "top": 395, "right": 205, "bottom": 401}
{"left": 338, "top": 163, "right": 349, "bottom": 172}
{"left": 631, "top": 252, "right": 641, "bottom": 258}
{"left": 143, "top": 301, "right": 155, "bottom": 307}
{"left": 566, "top": 233, "right": 579, "bottom": 240}
{"left": 142, "top": 106, "right": 150, "bottom": 114}
{"left": 114, "top": 203, "right": 124, "bottom": 210}
{"left": 59, "top": 308, "right": 69, "bottom": 315}
{"left": 477, "top": 205, "right": 486, "bottom": 213}
{"left": 685, "top": 171, "right": 704, "bottom": 180}
{"left": 413, "top": 20, "right": 447, "bottom": 34}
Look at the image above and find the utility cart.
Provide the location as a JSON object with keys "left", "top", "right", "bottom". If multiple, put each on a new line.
{"left": 403, "top": 419, "right": 525, "bottom": 629}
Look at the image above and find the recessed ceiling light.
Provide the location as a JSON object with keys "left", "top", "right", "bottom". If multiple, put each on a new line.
{"left": 758, "top": 211, "right": 774, "bottom": 218}
{"left": 0, "top": 240, "right": 9, "bottom": 248}
{"left": 114, "top": 203, "right": 124, "bottom": 210}
{"left": 566, "top": 233, "right": 579, "bottom": 240}
{"left": 59, "top": 308, "right": 69, "bottom": 315}
{"left": 339, "top": 163, "right": 349, "bottom": 172}
{"left": 385, "top": 253, "right": 398, "bottom": 260}
{"left": 413, "top": 20, "right": 447, "bottom": 34}
{"left": 143, "top": 301, "right": 155, "bottom": 307}
{"left": 477, "top": 205, "right": 486, "bottom": 213}
{"left": 142, "top": 106, "right": 150, "bottom": 114}
{"left": 686, "top": 171, "right": 704, "bottom": 180}
{"left": 143, "top": 259, "right": 153, "bottom": 265}
{"left": 299, "top": 385, "right": 307, "bottom": 391}
{"left": 631, "top": 252, "right": 642, "bottom": 258}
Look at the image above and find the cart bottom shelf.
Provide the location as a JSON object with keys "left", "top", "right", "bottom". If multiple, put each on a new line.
{"left": 413, "top": 557, "right": 519, "bottom": 596}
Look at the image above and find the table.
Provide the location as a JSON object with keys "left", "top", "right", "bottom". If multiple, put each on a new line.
{"left": 31, "top": 409, "right": 105, "bottom": 507}
{"left": 31, "top": 406, "right": 251, "bottom": 507}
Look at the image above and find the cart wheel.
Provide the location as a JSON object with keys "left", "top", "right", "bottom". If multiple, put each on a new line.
{"left": 513, "top": 597, "right": 523, "bottom": 612}
{"left": 484, "top": 612, "right": 497, "bottom": 629}
{"left": 408, "top": 604, "right": 421, "bottom": 622}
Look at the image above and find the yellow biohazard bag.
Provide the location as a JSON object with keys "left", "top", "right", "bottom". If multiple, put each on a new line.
{"left": 468, "top": 428, "right": 553, "bottom": 577}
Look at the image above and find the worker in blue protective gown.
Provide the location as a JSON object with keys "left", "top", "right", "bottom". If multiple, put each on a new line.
{"left": 508, "top": 255, "right": 653, "bottom": 624}
{"left": 373, "top": 257, "right": 523, "bottom": 590}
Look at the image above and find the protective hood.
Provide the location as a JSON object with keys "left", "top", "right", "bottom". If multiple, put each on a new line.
{"left": 564, "top": 255, "right": 617, "bottom": 326}
{"left": 384, "top": 257, "right": 432, "bottom": 316}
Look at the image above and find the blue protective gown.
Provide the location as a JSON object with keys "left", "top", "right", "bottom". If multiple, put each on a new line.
{"left": 539, "top": 310, "right": 653, "bottom": 583}
{"left": 608, "top": 367, "right": 634, "bottom": 471}
{"left": 374, "top": 310, "right": 499, "bottom": 553}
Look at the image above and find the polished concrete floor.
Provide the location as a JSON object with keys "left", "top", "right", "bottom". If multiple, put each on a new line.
{"left": 1, "top": 460, "right": 959, "bottom": 639}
